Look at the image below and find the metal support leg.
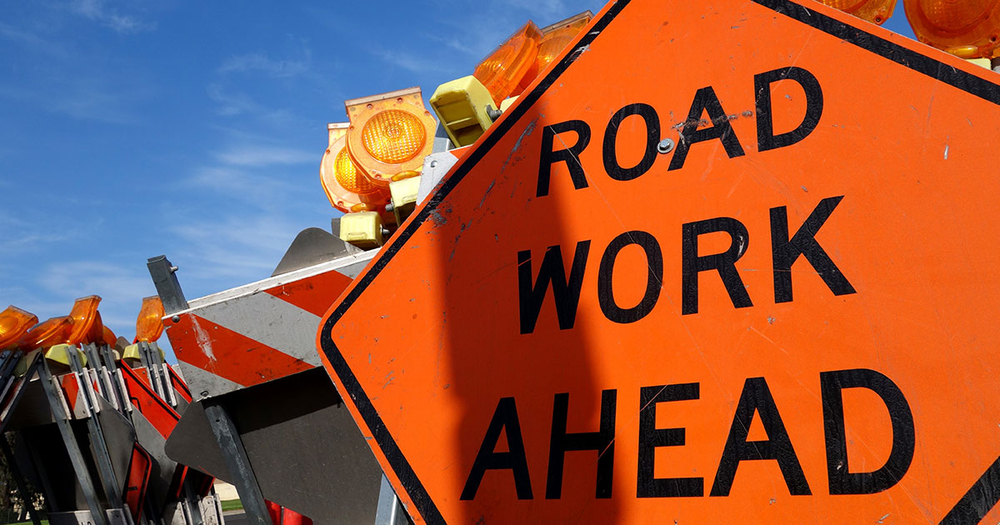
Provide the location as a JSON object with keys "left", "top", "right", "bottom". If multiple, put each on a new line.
{"left": 203, "top": 401, "right": 270, "bottom": 525}
{"left": 65, "top": 346, "right": 126, "bottom": 512}
{"left": 183, "top": 482, "right": 205, "bottom": 525}
{"left": 374, "top": 475, "right": 410, "bottom": 525}
{"left": 0, "top": 435, "right": 41, "bottom": 525}
{"left": 38, "top": 358, "right": 109, "bottom": 525}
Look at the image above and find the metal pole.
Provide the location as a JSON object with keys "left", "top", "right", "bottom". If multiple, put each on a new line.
{"left": 202, "top": 401, "right": 270, "bottom": 525}
{"left": 374, "top": 475, "right": 410, "bottom": 525}
{"left": 38, "top": 358, "right": 109, "bottom": 525}
{"left": 147, "top": 256, "right": 189, "bottom": 315}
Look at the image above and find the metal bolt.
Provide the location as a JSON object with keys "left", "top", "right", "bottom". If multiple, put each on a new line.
{"left": 657, "top": 138, "right": 675, "bottom": 154}
{"left": 486, "top": 105, "right": 503, "bottom": 122}
{"left": 169, "top": 265, "right": 179, "bottom": 273}
{"left": 171, "top": 316, "right": 180, "bottom": 323}
{"left": 385, "top": 202, "right": 395, "bottom": 212}
{"left": 429, "top": 160, "right": 439, "bottom": 169}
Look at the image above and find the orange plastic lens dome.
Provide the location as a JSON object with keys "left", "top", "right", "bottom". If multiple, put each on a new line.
{"left": 320, "top": 129, "right": 391, "bottom": 213}
{"left": 361, "top": 110, "right": 427, "bottom": 164}
{"left": 334, "top": 147, "right": 379, "bottom": 195}
{"left": 474, "top": 21, "right": 543, "bottom": 106}
{"left": 0, "top": 306, "right": 38, "bottom": 350}
{"left": 67, "top": 295, "right": 102, "bottom": 345}
{"left": 535, "top": 14, "right": 593, "bottom": 76}
{"left": 820, "top": 0, "right": 897, "bottom": 23}
{"left": 136, "top": 296, "right": 165, "bottom": 342}
{"left": 904, "top": 0, "right": 1000, "bottom": 57}
{"left": 102, "top": 325, "right": 117, "bottom": 347}
{"left": 19, "top": 316, "right": 73, "bottom": 350}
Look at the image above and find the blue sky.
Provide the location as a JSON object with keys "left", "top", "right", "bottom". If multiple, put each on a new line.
{"left": 0, "top": 0, "right": 915, "bottom": 359}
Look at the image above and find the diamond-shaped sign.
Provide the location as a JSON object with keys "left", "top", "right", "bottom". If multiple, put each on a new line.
{"left": 318, "top": 0, "right": 1000, "bottom": 522}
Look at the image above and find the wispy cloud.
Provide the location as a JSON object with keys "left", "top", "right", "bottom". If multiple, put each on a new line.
{"left": 0, "top": 211, "right": 71, "bottom": 255}
{"left": 35, "top": 259, "right": 157, "bottom": 330}
{"left": 0, "top": 82, "right": 138, "bottom": 124}
{"left": 69, "top": 0, "right": 156, "bottom": 34}
{"left": 373, "top": 48, "right": 460, "bottom": 75}
{"left": 218, "top": 50, "right": 312, "bottom": 78}
{"left": 168, "top": 215, "right": 305, "bottom": 282}
{"left": 214, "top": 145, "right": 315, "bottom": 167}
{"left": 205, "top": 84, "right": 299, "bottom": 127}
{"left": 499, "top": 0, "right": 570, "bottom": 19}
{"left": 0, "top": 22, "right": 69, "bottom": 59}
{"left": 185, "top": 166, "right": 303, "bottom": 210}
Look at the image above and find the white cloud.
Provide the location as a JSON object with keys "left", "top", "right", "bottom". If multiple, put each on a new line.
{"left": 214, "top": 145, "right": 315, "bottom": 167}
{"left": 185, "top": 166, "right": 304, "bottom": 211}
{"left": 0, "top": 80, "right": 138, "bottom": 124}
{"left": 218, "top": 50, "right": 312, "bottom": 78}
{"left": 34, "top": 259, "right": 158, "bottom": 333}
{"left": 168, "top": 215, "right": 303, "bottom": 282}
{"left": 0, "top": 211, "right": 71, "bottom": 255}
{"left": 373, "top": 48, "right": 460, "bottom": 75}
{"left": 69, "top": 0, "right": 156, "bottom": 34}
{"left": 0, "top": 22, "right": 69, "bottom": 59}
{"left": 205, "top": 84, "right": 299, "bottom": 127}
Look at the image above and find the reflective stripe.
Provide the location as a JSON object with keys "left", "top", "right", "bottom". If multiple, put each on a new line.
{"left": 195, "top": 293, "right": 322, "bottom": 367}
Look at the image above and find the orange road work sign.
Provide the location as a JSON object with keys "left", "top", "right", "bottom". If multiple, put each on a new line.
{"left": 318, "top": 0, "right": 1000, "bottom": 522}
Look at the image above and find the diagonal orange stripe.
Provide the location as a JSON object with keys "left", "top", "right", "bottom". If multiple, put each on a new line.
{"left": 168, "top": 314, "right": 314, "bottom": 388}
{"left": 265, "top": 270, "right": 353, "bottom": 318}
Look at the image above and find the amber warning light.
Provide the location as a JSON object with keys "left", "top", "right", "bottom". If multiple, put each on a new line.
{"left": 904, "top": 0, "right": 1000, "bottom": 58}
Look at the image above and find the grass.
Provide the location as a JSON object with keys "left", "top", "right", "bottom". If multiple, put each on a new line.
{"left": 220, "top": 499, "right": 243, "bottom": 512}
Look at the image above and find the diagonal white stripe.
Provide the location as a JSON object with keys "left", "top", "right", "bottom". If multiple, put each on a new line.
{"left": 195, "top": 292, "right": 323, "bottom": 367}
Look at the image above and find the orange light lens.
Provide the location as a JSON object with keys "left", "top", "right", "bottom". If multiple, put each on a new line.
{"left": 102, "top": 325, "right": 118, "bottom": 347}
{"left": 361, "top": 110, "right": 427, "bottom": 164}
{"left": 334, "top": 147, "right": 379, "bottom": 195}
{"left": 474, "top": 21, "right": 543, "bottom": 106}
{"left": 0, "top": 306, "right": 38, "bottom": 350}
{"left": 18, "top": 316, "right": 73, "bottom": 350}
{"left": 534, "top": 13, "right": 594, "bottom": 78}
{"left": 67, "top": 295, "right": 102, "bottom": 346}
{"left": 820, "top": 0, "right": 897, "bottom": 24}
{"left": 320, "top": 132, "right": 392, "bottom": 213}
{"left": 904, "top": 0, "right": 1000, "bottom": 57}
{"left": 135, "top": 296, "right": 165, "bottom": 343}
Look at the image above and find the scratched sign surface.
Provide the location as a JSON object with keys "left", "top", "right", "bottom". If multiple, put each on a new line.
{"left": 318, "top": 0, "right": 1000, "bottom": 522}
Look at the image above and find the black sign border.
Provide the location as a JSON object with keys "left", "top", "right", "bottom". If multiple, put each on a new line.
{"left": 319, "top": 1, "right": 1000, "bottom": 523}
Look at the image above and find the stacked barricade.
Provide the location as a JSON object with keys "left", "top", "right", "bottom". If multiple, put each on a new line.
{"left": 0, "top": 298, "right": 223, "bottom": 525}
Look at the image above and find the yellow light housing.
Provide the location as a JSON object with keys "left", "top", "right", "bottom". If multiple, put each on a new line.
{"left": 0, "top": 306, "right": 38, "bottom": 350}
{"left": 473, "top": 21, "right": 543, "bottom": 106}
{"left": 339, "top": 211, "right": 385, "bottom": 250}
{"left": 345, "top": 88, "right": 438, "bottom": 187}
{"left": 45, "top": 343, "right": 87, "bottom": 367}
{"left": 320, "top": 122, "right": 392, "bottom": 213}
{"left": 904, "top": 0, "right": 1000, "bottom": 58}
{"left": 135, "top": 296, "right": 165, "bottom": 343}
{"left": 430, "top": 76, "right": 495, "bottom": 147}
{"left": 819, "top": 0, "right": 897, "bottom": 24}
